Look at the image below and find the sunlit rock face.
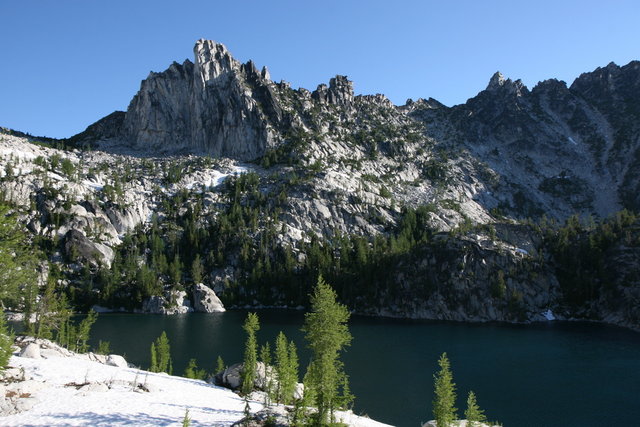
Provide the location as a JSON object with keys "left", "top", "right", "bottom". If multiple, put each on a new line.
{"left": 115, "top": 39, "right": 282, "bottom": 159}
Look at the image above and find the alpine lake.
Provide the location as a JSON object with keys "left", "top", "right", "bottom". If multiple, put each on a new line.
{"left": 74, "top": 310, "right": 640, "bottom": 427}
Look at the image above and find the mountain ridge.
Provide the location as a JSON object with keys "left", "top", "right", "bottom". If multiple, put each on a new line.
{"left": 72, "top": 40, "right": 640, "bottom": 216}
{"left": 1, "top": 40, "right": 639, "bottom": 330}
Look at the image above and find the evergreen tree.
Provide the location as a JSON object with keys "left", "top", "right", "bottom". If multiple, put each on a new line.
{"left": 150, "top": 343, "right": 158, "bottom": 372}
{"left": 96, "top": 340, "right": 111, "bottom": 355}
{"left": 182, "top": 408, "right": 191, "bottom": 427}
{"left": 216, "top": 355, "right": 225, "bottom": 374}
{"left": 169, "top": 254, "right": 182, "bottom": 286}
{"left": 274, "top": 331, "right": 299, "bottom": 404}
{"left": 302, "top": 275, "right": 352, "bottom": 424}
{"left": 287, "top": 339, "right": 299, "bottom": 403}
{"left": 274, "top": 331, "right": 289, "bottom": 402}
{"left": 150, "top": 331, "right": 172, "bottom": 374}
{"left": 260, "top": 341, "right": 272, "bottom": 367}
{"left": 465, "top": 391, "right": 487, "bottom": 427}
{"left": 260, "top": 341, "right": 274, "bottom": 405}
{"left": 0, "top": 202, "right": 39, "bottom": 306}
{"left": 183, "top": 358, "right": 206, "bottom": 380}
{"left": 241, "top": 312, "right": 260, "bottom": 395}
{"left": 31, "top": 275, "right": 72, "bottom": 341}
{"left": 70, "top": 310, "right": 98, "bottom": 353}
{"left": 337, "top": 371, "right": 354, "bottom": 410}
{"left": 433, "top": 352, "right": 457, "bottom": 427}
{"left": 243, "top": 395, "right": 252, "bottom": 427}
{"left": 0, "top": 312, "right": 14, "bottom": 371}
{"left": 191, "top": 254, "right": 204, "bottom": 284}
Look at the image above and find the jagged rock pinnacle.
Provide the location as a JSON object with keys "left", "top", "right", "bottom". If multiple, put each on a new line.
{"left": 486, "top": 71, "right": 506, "bottom": 91}
{"left": 311, "top": 75, "right": 354, "bottom": 106}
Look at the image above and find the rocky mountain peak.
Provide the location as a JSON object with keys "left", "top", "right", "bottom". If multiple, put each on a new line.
{"left": 570, "top": 60, "right": 640, "bottom": 95}
{"left": 194, "top": 39, "right": 240, "bottom": 83}
{"left": 485, "top": 71, "right": 528, "bottom": 97}
{"left": 486, "top": 71, "right": 506, "bottom": 90}
{"left": 76, "top": 39, "right": 283, "bottom": 159}
{"left": 194, "top": 39, "right": 232, "bottom": 64}
{"left": 312, "top": 75, "right": 354, "bottom": 106}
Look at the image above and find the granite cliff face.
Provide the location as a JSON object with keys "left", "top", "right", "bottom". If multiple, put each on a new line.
{"left": 409, "top": 61, "right": 640, "bottom": 219}
{"left": 76, "top": 41, "right": 640, "bottom": 222}
{"left": 3, "top": 41, "right": 640, "bottom": 329}
{"left": 82, "top": 40, "right": 283, "bottom": 159}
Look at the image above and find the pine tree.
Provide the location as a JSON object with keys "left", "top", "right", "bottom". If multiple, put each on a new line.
{"left": 302, "top": 275, "right": 352, "bottom": 424}
{"left": 191, "top": 254, "right": 204, "bottom": 284}
{"left": 96, "top": 340, "right": 111, "bottom": 355}
{"left": 169, "top": 254, "right": 182, "bottom": 286}
{"left": 150, "top": 342, "right": 158, "bottom": 372}
{"left": 337, "top": 371, "right": 354, "bottom": 410}
{"left": 275, "top": 331, "right": 299, "bottom": 404}
{"left": 31, "top": 275, "right": 72, "bottom": 340}
{"left": 184, "top": 358, "right": 206, "bottom": 380}
{"left": 0, "top": 202, "right": 38, "bottom": 306}
{"left": 465, "top": 391, "right": 487, "bottom": 427}
{"left": 260, "top": 342, "right": 274, "bottom": 404}
{"left": 216, "top": 355, "right": 225, "bottom": 375}
{"left": 275, "top": 331, "right": 289, "bottom": 402}
{"left": 287, "top": 339, "right": 299, "bottom": 402}
{"left": 0, "top": 312, "right": 14, "bottom": 371}
{"left": 243, "top": 395, "right": 252, "bottom": 426}
{"left": 150, "top": 331, "right": 172, "bottom": 374}
{"left": 70, "top": 310, "right": 98, "bottom": 353}
{"left": 182, "top": 408, "right": 191, "bottom": 427}
{"left": 241, "top": 312, "right": 260, "bottom": 395}
{"left": 260, "top": 342, "right": 272, "bottom": 367}
{"left": 433, "top": 352, "right": 457, "bottom": 427}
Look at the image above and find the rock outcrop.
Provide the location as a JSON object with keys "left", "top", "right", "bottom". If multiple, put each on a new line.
{"left": 192, "top": 283, "right": 225, "bottom": 312}
{"left": 80, "top": 39, "right": 284, "bottom": 160}
{"left": 75, "top": 40, "right": 640, "bottom": 223}
{"left": 19, "top": 344, "right": 41, "bottom": 359}
{"left": 411, "top": 61, "right": 640, "bottom": 219}
{"left": 141, "top": 290, "right": 192, "bottom": 315}
{"left": 64, "top": 229, "right": 114, "bottom": 268}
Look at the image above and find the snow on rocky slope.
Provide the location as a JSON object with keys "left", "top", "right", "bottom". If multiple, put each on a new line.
{"left": 0, "top": 338, "right": 390, "bottom": 427}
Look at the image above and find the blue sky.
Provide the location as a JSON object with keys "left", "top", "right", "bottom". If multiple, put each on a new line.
{"left": 1, "top": 0, "right": 639, "bottom": 138}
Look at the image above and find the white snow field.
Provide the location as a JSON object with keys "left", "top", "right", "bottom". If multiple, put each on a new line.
{"left": 0, "top": 342, "right": 391, "bottom": 427}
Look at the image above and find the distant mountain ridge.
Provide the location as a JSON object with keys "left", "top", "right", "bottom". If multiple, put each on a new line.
{"left": 2, "top": 40, "right": 639, "bottom": 331}
{"left": 74, "top": 40, "right": 640, "bottom": 218}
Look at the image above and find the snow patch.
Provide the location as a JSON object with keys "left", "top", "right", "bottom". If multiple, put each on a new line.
{"left": 3, "top": 350, "right": 263, "bottom": 426}
{"left": 183, "top": 164, "right": 250, "bottom": 191}
{"left": 2, "top": 340, "right": 390, "bottom": 427}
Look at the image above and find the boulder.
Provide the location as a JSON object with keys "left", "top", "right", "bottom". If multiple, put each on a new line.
{"left": 218, "top": 362, "right": 267, "bottom": 390}
{"left": 169, "top": 290, "right": 193, "bottom": 314}
{"left": 141, "top": 290, "right": 193, "bottom": 315}
{"left": 219, "top": 363, "right": 243, "bottom": 389}
{"left": 63, "top": 229, "right": 114, "bottom": 268}
{"left": 19, "top": 343, "right": 41, "bottom": 359}
{"left": 192, "top": 283, "right": 225, "bottom": 313}
{"left": 106, "top": 355, "right": 128, "bottom": 368}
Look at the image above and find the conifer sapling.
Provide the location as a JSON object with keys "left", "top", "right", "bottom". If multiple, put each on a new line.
{"left": 433, "top": 352, "right": 457, "bottom": 427}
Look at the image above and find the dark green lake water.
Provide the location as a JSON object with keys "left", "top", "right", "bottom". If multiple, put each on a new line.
{"left": 85, "top": 311, "right": 640, "bottom": 427}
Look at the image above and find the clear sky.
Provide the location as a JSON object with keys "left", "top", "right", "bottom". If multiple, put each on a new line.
{"left": 1, "top": 0, "right": 639, "bottom": 138}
